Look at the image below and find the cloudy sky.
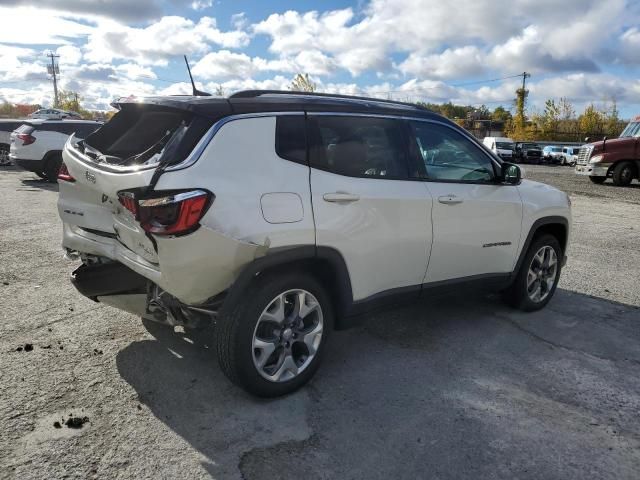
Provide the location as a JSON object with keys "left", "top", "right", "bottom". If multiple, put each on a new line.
{"left": 1, "top": 0, "right": 639, "bottom": 117}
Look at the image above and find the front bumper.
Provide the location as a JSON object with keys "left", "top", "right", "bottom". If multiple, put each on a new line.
{"left": 575, "top": 163, "right": 611, "bottom": 177}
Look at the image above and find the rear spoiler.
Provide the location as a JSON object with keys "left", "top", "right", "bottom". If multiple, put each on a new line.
{"left": 110, "top": 96, "right": 232, "bottom": 119}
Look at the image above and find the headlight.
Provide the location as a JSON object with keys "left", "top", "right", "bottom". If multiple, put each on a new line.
{"left": 589, "top": 155, "right": 603, "bottom": 163}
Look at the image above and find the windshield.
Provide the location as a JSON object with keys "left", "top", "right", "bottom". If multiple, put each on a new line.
{"left": 496, "top": 142, "right": 513, "bottom": 150}
{"left": 619, "top": 122, "right": 640, "bottom": 138}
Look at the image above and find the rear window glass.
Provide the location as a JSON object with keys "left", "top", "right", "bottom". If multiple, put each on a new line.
{"left": 15, "top": 125, "right": 34, "bottom": 134}
{"left": 276, "top": 116, "right": 306, "bottom": 164}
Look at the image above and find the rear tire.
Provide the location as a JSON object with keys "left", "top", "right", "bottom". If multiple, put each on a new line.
{"left": 612, "top": 161, "right": 634, "bottom": 187}
{"left": 503, "top": 234, "right": 562, "bottom": 312}
{"left": 589, "top": 176, "right": 606, "bottom": 184}
{"left": 0, "top": 144, "right": 10, "bottom": 166}
{"left": 44, "top": 153, "right": 62, "bottom": 182}
{"left": 216, "top": 272, "right": 333, "bottom": 397}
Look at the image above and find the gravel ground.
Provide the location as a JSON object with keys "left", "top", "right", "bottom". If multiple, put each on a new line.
{"left": 1, "top": 165, "right": 639, "bottom": 479}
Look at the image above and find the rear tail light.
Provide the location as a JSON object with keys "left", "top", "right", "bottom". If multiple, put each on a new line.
{"left": 118, "top": 190, "right": 213, "bottom": 236}
{"left": 57, "top": 162, "right": 75, "bottom": 182}
{"left": 118, "top": 191, "right": 138, "bottom": 216}
{"left": 17, "top": 133, "right": 35, "bottom": 146}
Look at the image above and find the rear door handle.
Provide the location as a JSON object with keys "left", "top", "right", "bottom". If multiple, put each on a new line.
{"left": 323, "top": 192, "right": 360, "bottom": 203}
{"left": 438, "top": 194, "right": 463, "bottom": 205}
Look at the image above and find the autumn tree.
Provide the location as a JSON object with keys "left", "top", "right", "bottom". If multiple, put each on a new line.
{"left": 578, "top": 104, "right": 604, "bottom": 137}
{"left": 290, "top": 73, "right": 316, "bottom": 92}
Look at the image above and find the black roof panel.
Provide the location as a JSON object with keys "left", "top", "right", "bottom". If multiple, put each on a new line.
{"left": 113, "top": 90, "right": 450, "bottom": 124}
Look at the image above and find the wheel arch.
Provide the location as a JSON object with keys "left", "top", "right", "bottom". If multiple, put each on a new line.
{"left": 514, "top": 216, "right": 569, "bottom": 275}
{"left": 43, "top": 149, "right": 63, "bottom": 163}
{"left": 219, "top": 245, "right": 354, "bottom": 330}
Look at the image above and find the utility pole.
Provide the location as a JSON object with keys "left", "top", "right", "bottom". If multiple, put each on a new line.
{"left": 46, "top": 53, "right": 60, "bottom": 108}
{"left": 515, "top": 71, "right": 531, "bottom": 137}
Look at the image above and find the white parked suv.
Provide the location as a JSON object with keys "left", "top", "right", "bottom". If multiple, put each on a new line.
{"left": 58, "top": 91, "right": 571, "bottom": 396}
{"left": 11, "top": 119, "right": 102, "bottom": 181}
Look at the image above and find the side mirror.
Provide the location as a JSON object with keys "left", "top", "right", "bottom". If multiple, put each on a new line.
{"left": 584, "top": 137, "right": 590, "bottom": 143}
{"left": 501, "top": 162, "right": 521, "bottom": 185}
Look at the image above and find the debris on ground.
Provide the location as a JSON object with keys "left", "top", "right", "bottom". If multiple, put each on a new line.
{"left": 93, "top": 348, "right": 103, "bottom": 355}
{"left": 53, "top": 421, "right": 62, "bottom": 429}
{"left": 64, "top": 415, "right": 89, "bottom": 429}
{"left": 16, "top": 343, "right": 34, "bottom": 352}
{"left": 41, "top": 345, "right": 52, "bottom": 349}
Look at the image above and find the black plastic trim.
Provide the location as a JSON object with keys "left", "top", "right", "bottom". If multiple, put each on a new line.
{"left": 218, "top": 245, "right": 354, "bottom": 328}
{"left": 513, "top": 216, "right": 569, "bottom": 275}
{"left": 71, "top": 262, "right": 148, "bottom": 299}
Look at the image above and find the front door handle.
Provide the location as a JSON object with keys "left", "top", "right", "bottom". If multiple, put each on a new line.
{"left": 438, "top": 194, "right": 463, "bottom": 205}
{"left": 323, "top": 192, "right": 360, "bottom": 203}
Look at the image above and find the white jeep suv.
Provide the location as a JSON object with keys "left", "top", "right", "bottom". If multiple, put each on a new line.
{"left": 58, "top": 91, "right": 571, "bottom": 397}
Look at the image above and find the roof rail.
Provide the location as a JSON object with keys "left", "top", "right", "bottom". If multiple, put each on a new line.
{"left": 229, "top": 90, "right": 425, "bottom": 111}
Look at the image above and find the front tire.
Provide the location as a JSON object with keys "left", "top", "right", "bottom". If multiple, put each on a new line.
{"left": 612, "top": 161, "right": 634, "bottom": 186}
{"left": 589, "top": 176, "right": 606, "bottom": 184}
{"left": 216, "top": 272, "right": 333, "bottom": 397}
{"left": 503, "top": 234, "right": 562, "bottom": 312}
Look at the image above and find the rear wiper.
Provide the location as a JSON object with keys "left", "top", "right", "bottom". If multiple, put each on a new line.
{"left": 146, "top": 122, "right": 189, "bottom": 192}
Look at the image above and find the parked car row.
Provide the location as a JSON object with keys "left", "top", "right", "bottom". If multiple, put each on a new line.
{"left": 0, "top": 118, "right": 102, "bottom": 180}
{"left": 482, "top": 136, "right": 581, "bottom": 166}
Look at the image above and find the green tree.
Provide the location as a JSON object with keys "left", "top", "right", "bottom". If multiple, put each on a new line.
{"left": 290, "top": 73, "right": 316, "bottom": 92}
{"left": 542, "top": 99, "right": 560, "bottom": 135}
{"left": 491, "top": 106, "right": 512, "bottom": 122}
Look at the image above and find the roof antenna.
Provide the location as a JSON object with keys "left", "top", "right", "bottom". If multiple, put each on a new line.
{"left": 184, "top": 55, "right": 211, "bottom": 96}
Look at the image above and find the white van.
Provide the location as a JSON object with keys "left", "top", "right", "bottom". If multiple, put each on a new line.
{"left": 483, "top": 137, "right": 515, "bottom": 160}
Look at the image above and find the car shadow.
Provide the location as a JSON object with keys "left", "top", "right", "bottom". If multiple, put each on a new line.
{"left": 115, "top": 289, "right": 640, "bottom": 479}
{"left": 18, "top": 178, "right": 59, "bottom": 192}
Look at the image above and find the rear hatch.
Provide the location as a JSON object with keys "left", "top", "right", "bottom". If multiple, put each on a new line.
{"left": 9, "top": 124, "right": 35, "bottom": 156}
{"left": 59, "top": 97, "right": 231, "bottom": 264}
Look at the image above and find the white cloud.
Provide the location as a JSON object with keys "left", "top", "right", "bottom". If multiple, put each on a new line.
{"left": 84, "top": 16, "right": 250, "bottom": 66}
{"left": 0, "top": 7, "right": 94, "bottom": 45}
{"left": 398, "top": 47, "right": 485, "bottom": 79}
{"left": 56, "top": 45, "right": 83, "bottom": 65}
{"left": 191, "top": 0, "right": 213, "bottom": 11}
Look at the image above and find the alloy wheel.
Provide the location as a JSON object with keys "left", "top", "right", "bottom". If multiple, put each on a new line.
{"left": 252, "top": 289, "right": 323, "bottom": 382}
{"left": 527, "top": 246, "right": 558, "bottom": 303}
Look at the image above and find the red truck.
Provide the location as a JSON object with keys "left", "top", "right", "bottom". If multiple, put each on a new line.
{"left": 575, "top": 116, "right": 640, "bottom": 186}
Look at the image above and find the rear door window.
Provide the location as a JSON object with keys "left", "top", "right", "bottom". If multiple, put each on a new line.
{"left": 275, "top": 115, "right": 306, "bottom": 164}
{"left": 308, "top": 116, "right": 410, "bottom": 179}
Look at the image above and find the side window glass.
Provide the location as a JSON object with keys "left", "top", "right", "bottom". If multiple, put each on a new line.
{"left": 409, "top": 122, "right": 496, "bottom": 182}
{"left": 309, "top": 116, "right": 409, "bottom": 179}
{"left": 275, "top": 116, "right": 306, "bottom": 164}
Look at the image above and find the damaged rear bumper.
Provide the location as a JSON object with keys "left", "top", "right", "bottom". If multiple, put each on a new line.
{"left": 63, "top": 222, "right": 263, "bottom": 305}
